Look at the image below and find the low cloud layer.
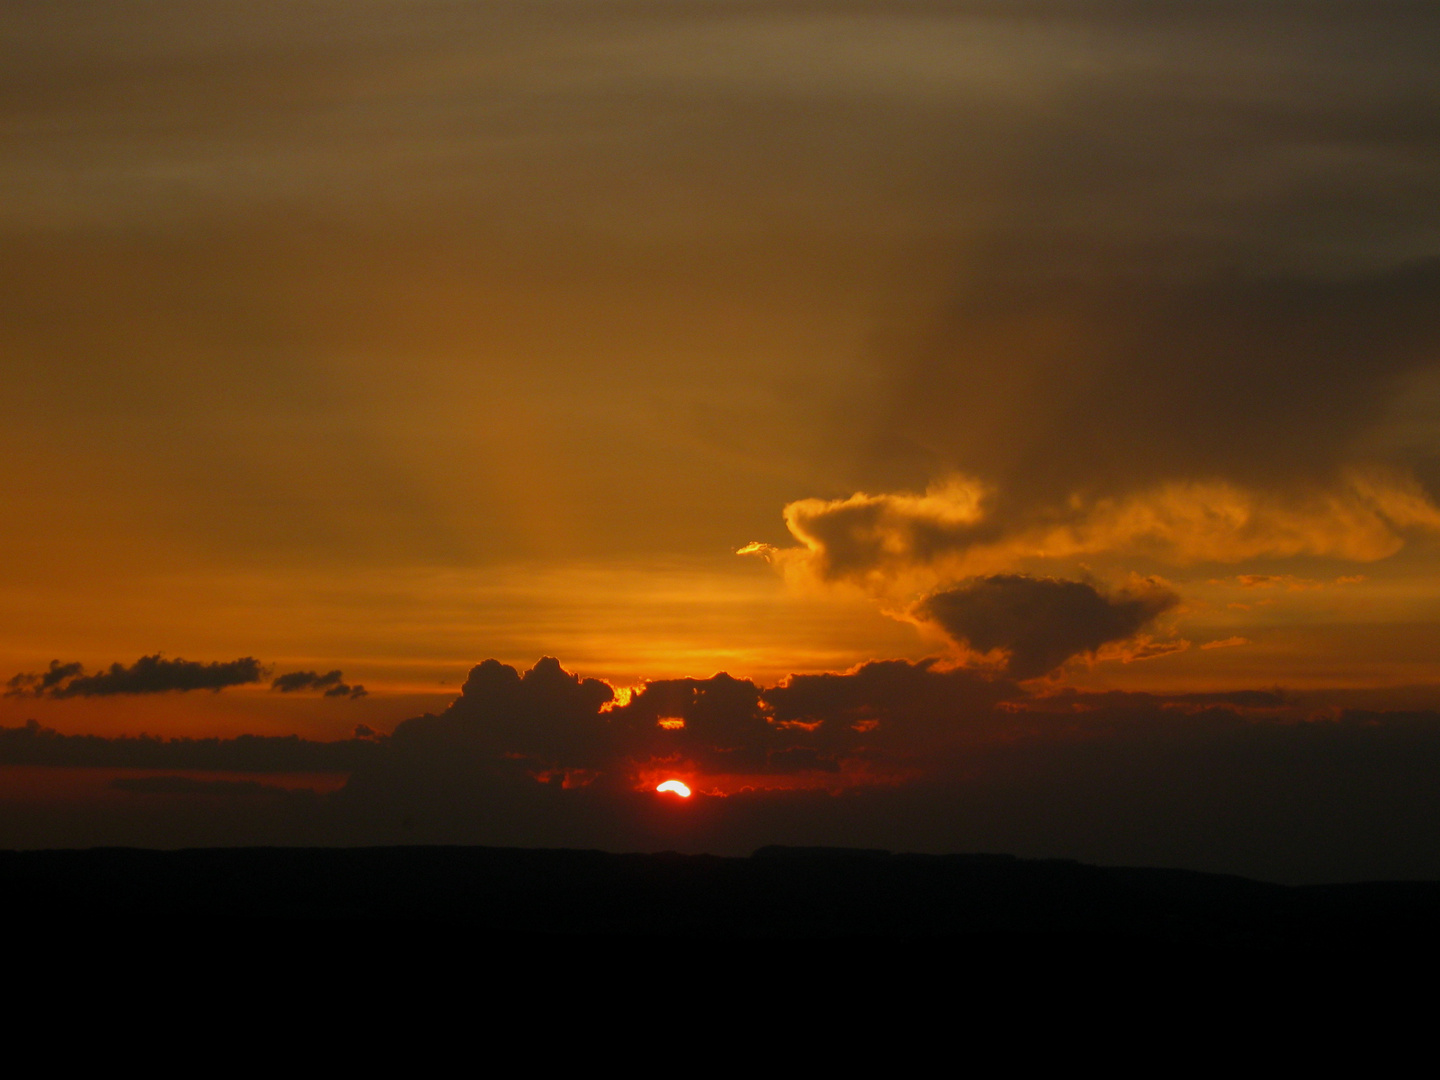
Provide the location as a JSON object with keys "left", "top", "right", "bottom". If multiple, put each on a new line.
{"left": 6, "top": 655, "right": 264, "bottom": 698}
{"left": 8, "top": 656, "right": 1440, "bottom": 883}
{"left": 918, "top": 575, "right": 1180, "bottom": 679}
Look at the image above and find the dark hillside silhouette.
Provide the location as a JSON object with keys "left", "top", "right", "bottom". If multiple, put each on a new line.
{"left": 5, "top": 845, "right": 1439, "bottom": 955}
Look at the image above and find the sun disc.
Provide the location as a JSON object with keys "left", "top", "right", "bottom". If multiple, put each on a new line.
{"left": 656, "top": 779, "right": 692, "bottom": 798}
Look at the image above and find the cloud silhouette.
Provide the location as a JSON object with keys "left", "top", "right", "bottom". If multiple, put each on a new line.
{"left": 8, "top": 656, "right": 1440, "bottom": 881}
{"left": 272, "top": 669, "right": 343, "bottom": 692}
{"left": 5, "top": 660, "right": 84, "bottom": 697}
{"left": 918, "top": 575, "right": 1180, "bottom": 679}
{"left": 6, "top": 655, "right": 265, "bottom": 697}
{"left": 272, "top": 670, "right": 367, "bottom": 698}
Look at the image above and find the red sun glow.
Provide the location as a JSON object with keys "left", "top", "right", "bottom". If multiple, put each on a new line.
{"left": 656, "top": 780, "right": 692, "bottom": 798}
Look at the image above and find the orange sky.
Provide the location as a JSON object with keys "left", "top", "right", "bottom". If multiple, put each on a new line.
{"left": 3, "top": 3, "right": 1440, "bottom": 874}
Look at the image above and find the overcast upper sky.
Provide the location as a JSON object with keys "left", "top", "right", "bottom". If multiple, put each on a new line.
{"left": 3, "top": 2, "right": 1440, "bottom": 875}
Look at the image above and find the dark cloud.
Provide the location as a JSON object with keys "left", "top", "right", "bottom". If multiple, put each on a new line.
{"left": 372, "top": 656, "right": 1016, "bottom": 784}
{"left": 6, "top": 654, "right": 265, "bottom": 697}
{"left": 609, "top": 672, "right": 778, "bottom": 774}
{"left": 272, "top": 669, "right": 343, "bottom": 692}
{"left": 764, "top": 658, "right": 1017, "bottom": 757}
{"left": 272, "top": 669, "right": 367, "bottom": 698}
{"left": 389, "top": 656, "right": 614, "bottom": 765}
{"left": 6, "top": 660, "right": 83, "bottom": 696}
{"left": 918, "top": 575, "right": 1180, "bottom": 679}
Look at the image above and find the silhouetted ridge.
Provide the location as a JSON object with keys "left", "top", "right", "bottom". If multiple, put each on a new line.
{"left": 4, "top": 846, "right": 1440, "bottom": 955}
{"left": 751, "top": 846, "right": 894, "bottom": 860}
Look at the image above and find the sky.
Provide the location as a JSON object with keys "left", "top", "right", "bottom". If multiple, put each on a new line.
{"left": 3, "top": 1, "right": 1440, "bottom": 881}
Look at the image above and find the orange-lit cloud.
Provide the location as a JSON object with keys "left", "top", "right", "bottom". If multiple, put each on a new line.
{"left": 1093, "top": 635, "right": 1193, "bottom": 665}
{"left": 1201, "top": 636, "right": 1250, "bottom": 651}
{"left": 779, "top": 471, "right": 1440, "bottom": 592}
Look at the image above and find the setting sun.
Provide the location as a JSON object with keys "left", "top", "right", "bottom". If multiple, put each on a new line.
{"left": 656, "top": 780, "right": 692, "bottom": 798}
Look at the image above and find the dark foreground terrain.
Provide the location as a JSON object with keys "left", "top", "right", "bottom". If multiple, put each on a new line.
{"left": 5, "top": 844, "right": 1439, "bottom": 952}
{"left": 14, "top": 844, "right": 1440, "bottom": 1031}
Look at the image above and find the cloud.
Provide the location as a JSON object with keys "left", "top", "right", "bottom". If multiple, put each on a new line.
{"left": 5, "top": 660, "right": 82, "bottom": 696}
{"left": 1095, "top": 635, "right": 1191, "bottom": 665}
{"left": 1201, "top": 636, "right": 1250, "bottom": 651}
{"left": 735, "top": 542, "right": 779, "bottom": 559}
{"left": 764, "top": 658, "right": 1017, "bottom": 753}
{"left": 272, "top": 669, "right": 343, "bottom": 692}
{"left": 917, "top": 575, "right": 1180, "bottom": 679}
{"left": 781, "top": 477, "right": 996, "bottom": 589}
{"left": 5, "top": 655, "right": 265, "bottom": 697}
{"left": 272, "top": 670, "right": 367, "bottom": 698}
{"left": 780, "top": 471, "right": 1440, "bottom": 590}
{"left": 318, "top": 657, "right": 1029, "bottom": 825}
{"left": 6, "top": 657, "right": 367, "bottom": 700}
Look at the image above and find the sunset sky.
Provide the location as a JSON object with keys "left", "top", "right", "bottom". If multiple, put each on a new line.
{"left": 4, "top": 1, "right": 1440, "bottom": 881}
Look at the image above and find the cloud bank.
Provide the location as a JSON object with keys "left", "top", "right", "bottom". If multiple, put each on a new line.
{"left": 9, "top": 656, "right": 1440, "bottom": 883}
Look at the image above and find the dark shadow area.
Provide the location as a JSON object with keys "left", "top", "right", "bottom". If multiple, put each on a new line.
{"left": 5, "top": 844, "right": 1439, "bottom": 960}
